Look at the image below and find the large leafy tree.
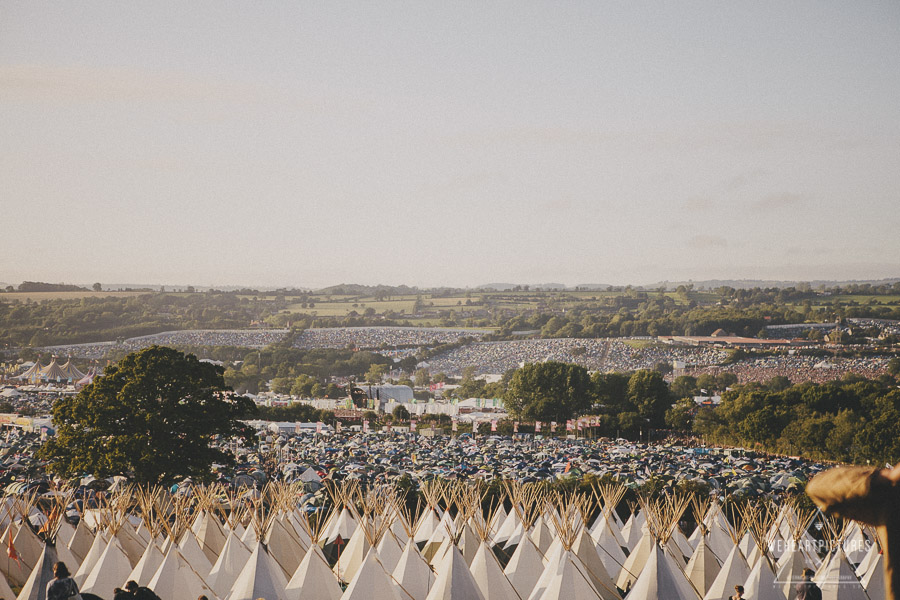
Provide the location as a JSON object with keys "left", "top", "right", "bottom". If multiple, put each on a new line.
{"left": 626, "top": 369, "right": 671, "bottom": 427}
{"left": 40, "top": 345, "right": 256, "bottom": 485}
{"left": 504, "top": 361, "right": 591, "bottom": 422}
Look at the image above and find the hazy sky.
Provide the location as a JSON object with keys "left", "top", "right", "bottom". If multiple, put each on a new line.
{"left": 2, "top": 2, "right": 899, "bottom": 289}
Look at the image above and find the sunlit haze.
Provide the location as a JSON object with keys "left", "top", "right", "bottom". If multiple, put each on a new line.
{"left": 2, "top": 2, "right": 899, "bottom": 289}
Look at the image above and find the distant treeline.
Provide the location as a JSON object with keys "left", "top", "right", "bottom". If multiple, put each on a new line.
{"left": 0, "top": 294, "right": 260, "bottom": 347}
{"left": 4, "top": 284, "right": 900, "bottom": 351}
{"left": 495, "top": 286, "right": 900, "bottom": 339}
{"left": 7, "top": 281, "right": 89, "bottom": 293}
{"left": 681, "top": 367, "right": 900, "bottom": 465}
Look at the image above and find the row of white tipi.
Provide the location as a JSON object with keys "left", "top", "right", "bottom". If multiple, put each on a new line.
{"left": 0, "top": 482, "right": 885, "bottom": 600}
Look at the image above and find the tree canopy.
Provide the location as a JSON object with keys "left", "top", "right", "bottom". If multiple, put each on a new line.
{"left": 626, "top": 369, "right": 672, "bottom": 427}
{"left": 504, "top": 361, "right": 592, "bottom": 422}
{"left": 39, "top": 345, "right": 256, "bottom": 485}
{"left": 691, "top": 375, "right": 900, "bottom": 464}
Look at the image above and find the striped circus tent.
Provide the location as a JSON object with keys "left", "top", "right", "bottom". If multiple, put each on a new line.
{"left": 40, "top": 357, "right": 69, "bottom": 382}
{"left": 76, "top": 368, "right": 97, "bottom": 386}
{"left": 60, "top": 358, "right": 85, "bottom": 381}
{"left": 15, "top": 361, "right": 44, "bottom": 383}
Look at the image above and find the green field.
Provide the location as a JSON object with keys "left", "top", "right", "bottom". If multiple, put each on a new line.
{"left": 622, "top": 339, "right": 662, "bottom": 349}
{"left": 287, "top": 298, "right": 419, "bottom": 317}
{"left": 272, "top": 287, "right": 720, "bottom": 318}
{"left": 823, "top": 295, "right": 900, "bottom": 304}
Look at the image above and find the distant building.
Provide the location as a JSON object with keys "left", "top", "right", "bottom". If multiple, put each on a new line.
{"left": 659, "top": 335, "right": 801, "bottom": 349}
{"left": 363, "top": 384, "right": 414, "bottom": 403}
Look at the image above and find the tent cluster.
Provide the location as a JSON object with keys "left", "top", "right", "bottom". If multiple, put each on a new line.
{"left": 264, "top": 434, "right": 825, "bottom": 494}
{"left": 14, "top": 358, "right": 88, "bottom": 385}
{"left": 0, "top": 479, "right": 886, "bottom": 600}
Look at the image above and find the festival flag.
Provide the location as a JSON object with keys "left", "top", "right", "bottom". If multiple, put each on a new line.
{"left": 315, "top": 421, "right": 323, "bottom": 434}
{"left": 490, "top": 420, "right": 497, "bottom": 432}
{"left": 410, "top": 419, "right": 417, "bottom": 432}
{"left": 550, "top": 421, "right": 557, "bottom": 432}
{"left": 534, "top": 421, "right": 541, "bottom": 432}
{"left": 566, "top": 420, "right": 574, "bottom": 431}
{"left": 577, "top": 420, "right": 583, "bottom": 431}
{"left": 336, "top": 421, "right": 342, "bottom": 433}
{"left": 451, "top": 419, "right": 458, "bottom": 432}
{"left": 362, "top": 419, "right": 369, "bottom": 433}
{"left": 513, "top": 421, "right": 519, "bottom": 433}
{"left": 7, "top": 528, "right": 18, "bottom": 562}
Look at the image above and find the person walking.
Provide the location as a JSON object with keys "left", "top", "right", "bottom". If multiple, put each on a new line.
{"left": 46, "top": 562, "right": 80, "bottom": 600}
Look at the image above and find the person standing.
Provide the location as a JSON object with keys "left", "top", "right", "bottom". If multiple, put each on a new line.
{"left": 806, "top": 463, "right": 900, "bottom": 600}
{"left": 729, "top": 584, "right": 746, "bottom": 599}
{"left": 794, "top": 568, "right": 822, "bottom": 600}
{"left": 124, "top": 580, "right": 160, "bottom": 600}
{"left": 46, "top": 562, "right": 80, "bottom": 600}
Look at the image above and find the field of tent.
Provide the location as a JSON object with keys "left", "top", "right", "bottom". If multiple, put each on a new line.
{"left": 0, "top": 478, "right": 884, "bottom": 600}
